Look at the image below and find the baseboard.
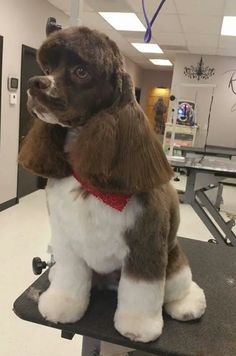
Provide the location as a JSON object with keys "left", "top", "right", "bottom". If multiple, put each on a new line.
{"left": 0, "top": 197, "right": 18, "bottom": 212}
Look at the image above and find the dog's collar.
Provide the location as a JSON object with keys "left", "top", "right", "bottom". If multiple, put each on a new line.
{"left": 73, "top": 172, "right": 132, "bottom": 211}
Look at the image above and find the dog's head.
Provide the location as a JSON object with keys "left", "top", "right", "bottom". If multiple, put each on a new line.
{"left": 27, "top": 26, "right": 125, "bottom": 127}
{"left": 20, "top": 26, "right": 173, "bottom": 191}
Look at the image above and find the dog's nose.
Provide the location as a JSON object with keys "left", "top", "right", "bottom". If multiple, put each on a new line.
{"left": 28, "top": 76, "right": 51, "bottom": 90}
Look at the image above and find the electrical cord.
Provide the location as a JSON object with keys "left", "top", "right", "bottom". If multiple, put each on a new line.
{"left": 142, "top": 0, "right": 167, "bottom": 43}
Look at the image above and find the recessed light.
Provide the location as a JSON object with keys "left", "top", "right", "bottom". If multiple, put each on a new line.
{"left": 131, "top": 43, "right": 163, "bottom": 53}
{"left": 98, "top": 12, "right": 145, "bottom": 31}
{"left": 149, "top": 59, "right": 173, "bottom": 66}
{"left": 221, "top": 16, "right": 236, "bottom": 36}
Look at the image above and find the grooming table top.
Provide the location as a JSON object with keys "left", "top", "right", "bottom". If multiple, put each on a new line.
{"left": 14, "top": 238, "right": 236, "bottom": 356}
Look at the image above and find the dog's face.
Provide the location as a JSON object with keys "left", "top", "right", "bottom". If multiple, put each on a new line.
{"left": 27, "top": 27, "right": 124, "bottom": 127}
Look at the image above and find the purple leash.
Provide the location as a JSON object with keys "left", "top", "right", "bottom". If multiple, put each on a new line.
{"left": 142, "top": 0, "right": 167, "bottom": 43}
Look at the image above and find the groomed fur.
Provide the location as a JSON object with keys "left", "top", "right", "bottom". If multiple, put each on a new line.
{"left": 69, "top": 73, "right": 173, "bottom": 194}
{"left": 18, "top": 120, "right": 71, "bottom": 178}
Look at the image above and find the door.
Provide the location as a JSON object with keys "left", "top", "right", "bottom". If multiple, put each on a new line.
{"left": 17, "top": 45, "right": 47, "bottom": 199}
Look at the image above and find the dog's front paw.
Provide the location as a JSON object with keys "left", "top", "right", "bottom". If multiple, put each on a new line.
{"left": 38, "top": 288, "right": 88, "bottom": 323}
{"left": 165, "top": 282, "right": 206, "bottom": 321}
{"left": 114, "top": 311, "right": 163, "bottom": 343}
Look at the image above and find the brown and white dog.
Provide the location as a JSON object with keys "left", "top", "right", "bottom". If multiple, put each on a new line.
{"left": 19, "top": 27, "right": 206, "bottom": 343}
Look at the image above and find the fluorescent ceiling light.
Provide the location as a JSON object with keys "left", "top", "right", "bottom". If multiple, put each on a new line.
{"left": 221, "top": 16, "right": 236, "bottom": 36}
{"left": 150, "top": 59, "right": 173, "bottom": 66}
{"left": 99, "top": 12, "right": 145, "bottom": 31}
{"left": 132, "top": 43, "right": 163, "bottom": 53}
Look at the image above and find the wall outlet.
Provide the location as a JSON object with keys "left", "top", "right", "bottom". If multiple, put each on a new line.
{"left": 9, "top": 93, "right": 17, "bottom": 105}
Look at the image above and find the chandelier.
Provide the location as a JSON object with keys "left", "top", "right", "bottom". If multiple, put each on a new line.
{"left": 184, "top": 57, "right": 215, "bottom": 81}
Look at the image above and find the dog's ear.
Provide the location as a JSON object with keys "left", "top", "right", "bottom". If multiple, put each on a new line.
{"left": 69, "top": 112, "right": 118, "bottom": 184}
{"left": 110, "top": 72, "right": 173, "bottom": 192}
{"left": 18, "top": 119, "right": 71, "bottom": 178}
{"left": 70, "top": 72, "right": 173, "bottom": 193}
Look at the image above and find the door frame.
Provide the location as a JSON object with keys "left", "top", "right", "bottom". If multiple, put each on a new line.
{"left": 18, "top": 45, "right": 36, "bottom": 149}
{"left": 0, "top": 35, "right": 3, "bottom": 135}
{"left": 17, "top": 45, "right": 47, "bottom": 201}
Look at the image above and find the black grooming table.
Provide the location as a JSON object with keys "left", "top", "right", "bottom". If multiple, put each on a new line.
{"left": 14, "top": 238, "right": 236, "bottom": 356}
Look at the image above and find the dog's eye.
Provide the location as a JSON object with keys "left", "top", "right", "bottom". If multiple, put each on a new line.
{"left": 74, "top": 67, "right": 88, "bottom": 79}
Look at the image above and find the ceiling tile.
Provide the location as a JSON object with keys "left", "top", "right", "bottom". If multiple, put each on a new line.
{"left": 219, "top": 36, "right": 236, "bottom": 49}
{"left": 48, "top": 0, "right": 93, "bottom": 14}
{"left": 86, "top": 0, "right": 131, "bottom": 12}
{"left": 153, "top": 32, "right": 186, "bottom": 46}
{"left": 224, "top": 0, "right": 236, "bottom": 16}
{"left": 126, "top": 0, "right": 177, "bottom": 15}
{"left": 82, "top": 11, "right": 113, "bottom": 30}
{"left": 175, "top": 0, "right": 225, "bottom": 16}
{"left": 180, "top": 15, "right": 222, "bottom": 35}
{"left": 188, "top": 46, "right": 217, "bottom": 55}
{"left": 150, "top": 14, "right": 183, "bottom": 33}
{"left": 217, "top": 47, "right": 236, "bottom": 56}
{"left": 186, "top": 34, "right": 219, "bottom": 47}
{"left": 118, "top": 32, "right": 147, "bottom": 42}
{"left": 142, "top": 52, "right": 166, "bottom": 59}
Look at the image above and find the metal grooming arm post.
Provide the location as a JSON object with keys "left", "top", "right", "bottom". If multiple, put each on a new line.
{"left": 70, "top": 0, "right": 83, "bottom": 26}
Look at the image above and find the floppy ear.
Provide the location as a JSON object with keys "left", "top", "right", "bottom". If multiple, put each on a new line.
{"left": 113, "top": 99, "right": 173, "bottom": 192}
{"left": 69, "top": 112, "right": 118, "bottom": 184}
{"left": 18, "top": 119, "right": 72, "bottom": 178}
{"left": 70, "top": 72, "right": 173, "bottom": 193}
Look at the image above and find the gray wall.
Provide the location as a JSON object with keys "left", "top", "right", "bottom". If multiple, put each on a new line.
{"left": 124, "top": 56, "right": 143, "bottom": 89}
{"left": 140, "top": 69, "right": 173, "bottom": 111}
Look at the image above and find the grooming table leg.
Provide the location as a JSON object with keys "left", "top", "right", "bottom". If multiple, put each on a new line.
{"left": 196, "top": 190, "right": 236, "bottom": 246}
{"left": 215, "top": 183, "right": 223, "bottom": 210}
{"left": 191, "top": 199, "right": 225, "bottom": 244}
{"left": 82, "top": 336, "right": 101, "bottom": 355}
{"left": 100, "top": 342, "right": 134, "bottom": 355}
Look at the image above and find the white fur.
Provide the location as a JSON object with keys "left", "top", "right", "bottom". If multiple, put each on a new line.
{"left": 33, "top": 109, "right": 59, "bottom": 125}
{"left": 164, "top": 265, "right": 192, "bottom": 303}
{"left": 165, "top": 281, "right": 206, "bottom": 321}
{"left": 114, "top": 275, "right": 164, "bottom": 342}
{"left": 164, "top": 266, "right": 206, "bottom": 321}
{"left": 39, "top": 176, "right": 142, "bottom": 323}
{"left": 27, "top": 88, "right": 69, "bottom": 127}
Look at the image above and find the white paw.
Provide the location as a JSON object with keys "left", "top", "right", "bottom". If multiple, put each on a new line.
{"left": 114, "top": 311, "right": 163, "bottom": 343}
{"left": 38, "top": 288, "right": 88, "bottom": 323}
{"left": 165, "top": 282, "right": 206, "bottom": 321}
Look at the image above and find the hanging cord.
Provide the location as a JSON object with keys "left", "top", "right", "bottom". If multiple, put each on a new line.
{"left": 142, "top": 0, "right": 167, "bottom": 43}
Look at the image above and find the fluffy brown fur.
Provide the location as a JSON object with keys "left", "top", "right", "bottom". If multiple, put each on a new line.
{"left": 124, "top": 183, "right": 186, "bottom": 281}
{"left": 69, "top": 74, "right": 173, "bottom": 194}
{"left": 18, "top": 26, "right": 187, "bottom": 281}
{"left": 19, "top": 119, "right": 71, "bottom": 178}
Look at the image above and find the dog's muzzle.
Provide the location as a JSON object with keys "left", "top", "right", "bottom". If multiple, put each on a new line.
{"left": 28, "top": 75, "right": 54, "bottom": 94}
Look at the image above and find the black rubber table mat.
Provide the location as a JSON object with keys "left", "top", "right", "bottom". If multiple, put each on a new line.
{"left": 14, "top": 237, "right": 236, "bottom": 356}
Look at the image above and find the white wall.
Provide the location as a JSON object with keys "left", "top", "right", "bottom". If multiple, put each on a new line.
{"left": 124, "top": 56, "right": 142, "bottom": 88}
{"left": 140, "top": 69, "right": 173, "bottom": 111}
{"left": 0, "top": 0, "right": 68, "bottom": 204}
{"left": 171, "top": 53, "right": 236, "bottom": 148}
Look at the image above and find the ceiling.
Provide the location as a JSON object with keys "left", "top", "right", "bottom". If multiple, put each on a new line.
{"left": 48, "top": 0, "right": 236, "bottom": 70}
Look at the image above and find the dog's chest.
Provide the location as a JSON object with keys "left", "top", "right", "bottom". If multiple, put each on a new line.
{"left": 46, "top": 176, "right": 142, "bottom": 273}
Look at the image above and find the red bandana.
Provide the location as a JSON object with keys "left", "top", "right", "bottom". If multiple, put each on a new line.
{"left": 73, "top": 173, "right": 132, "bottom": 212}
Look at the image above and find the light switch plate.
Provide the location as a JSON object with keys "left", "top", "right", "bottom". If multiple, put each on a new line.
{"left": 9, "top": 93, "right": 17, "bottom": 105}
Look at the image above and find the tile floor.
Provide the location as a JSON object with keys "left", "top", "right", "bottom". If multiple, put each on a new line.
{"left": 1, "top": 178, "right": 236, "bottom": 356}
